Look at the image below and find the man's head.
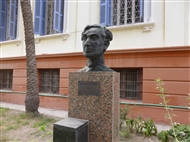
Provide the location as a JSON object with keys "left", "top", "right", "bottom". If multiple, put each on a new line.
{"left": 81, "top": 24, "right": 113, "bottom": 59}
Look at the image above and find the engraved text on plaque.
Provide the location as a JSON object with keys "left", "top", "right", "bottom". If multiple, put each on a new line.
{"left": 78, "top": 81, "right": 100, "bottom": 96}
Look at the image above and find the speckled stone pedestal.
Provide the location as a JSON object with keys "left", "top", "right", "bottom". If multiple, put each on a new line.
{"left": 68, "top": 72, "right": 120, "bottom": 142}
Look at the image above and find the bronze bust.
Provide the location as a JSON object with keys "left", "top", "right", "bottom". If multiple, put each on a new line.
{"left": 79, "top": 24, "right": 114, "bottom": 72}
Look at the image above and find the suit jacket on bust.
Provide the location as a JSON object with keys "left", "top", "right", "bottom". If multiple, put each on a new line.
{"left": 79, "top": 63, "right": 114, "bottom": 72}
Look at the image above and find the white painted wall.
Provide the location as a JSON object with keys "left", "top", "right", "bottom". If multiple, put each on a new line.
{"left": 0, "top": 0, "right": 189, "bottom": 58}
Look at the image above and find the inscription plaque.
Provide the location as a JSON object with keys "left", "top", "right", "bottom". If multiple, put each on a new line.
{"left": 78, "top": 81, "right": 100, "bottom": 96}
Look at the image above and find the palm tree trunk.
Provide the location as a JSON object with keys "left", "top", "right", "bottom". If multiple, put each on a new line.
{"left": 20, "top": 0, "right": 40, "bottom": 115}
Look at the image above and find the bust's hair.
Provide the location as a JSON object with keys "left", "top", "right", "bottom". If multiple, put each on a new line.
{"left": 81, "top": 24, "right": 113, "bottom": 43}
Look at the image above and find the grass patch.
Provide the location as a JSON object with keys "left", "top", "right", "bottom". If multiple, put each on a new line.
{"left": 0, "top": 135, "right": 10, "bottom": 142}
{"left": 21, "top": 121, "right": 30, "bottom": 126}
{"left": 6, "top": 125, "right": 16, "bottom": 131}
{"left": 0, "top": 107, "right": 10, "bottom": 116}
{"left": 33, "top": 116, "right": 55, "bottom": 128}
{"left": 1, "top": 107, "right": 162, "bottom": 142}
{"left": 0, "top": 107, "right": 62, "bottom": 142}
{"left": 30, "top": 130, "right": 42, "bottom": 137}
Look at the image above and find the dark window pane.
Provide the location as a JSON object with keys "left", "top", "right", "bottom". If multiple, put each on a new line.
{"left": 0, "top": 70, "right": 13, "bottom": 90}
{"left": 113, "top": 68, "right": 142, "bottom": 100}
{"left": 39, "top": 69, "right": 60, "bottom": 94}
{"left": 109, "top": 0, "right": 144, "bottom": 26}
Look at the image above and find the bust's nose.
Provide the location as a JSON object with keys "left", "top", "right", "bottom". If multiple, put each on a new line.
{"left": 84, "top": 38, "right": 91, "bottom": 46}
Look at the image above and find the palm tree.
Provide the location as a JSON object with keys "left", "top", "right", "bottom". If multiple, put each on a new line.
{"left": 20, "top": 0, "right": 40, "bottom": 115}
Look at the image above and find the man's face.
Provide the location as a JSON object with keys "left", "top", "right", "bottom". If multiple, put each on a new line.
{"left": 82, "top": 27, "right": 106, "bottom": 59}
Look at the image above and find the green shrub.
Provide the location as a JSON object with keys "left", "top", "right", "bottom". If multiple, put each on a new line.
{"left": 125, "top": 117, "right": 157, "bottom": 137}
{"left": 120, "top": 105, "right": 157, "bottom": 138}
{"left": 120, "top": 105, "right": 130, "bottom": 138}
{"left": 156, "top": 78, "right": 190, "bottom": 142}
{"left": 158, "top": 124, "right": 190, "bottom": 142}
{"left": 120, "top": 105, "right": 129, "bottom": 130}
{"left": 158, "top": 130, "right": 171, "bottom": 142}
{"left": 142, "top": 118, "right": 157, "bottom": 137}
{"left": 169, "top": 123, "right": 190, "bottom": 142}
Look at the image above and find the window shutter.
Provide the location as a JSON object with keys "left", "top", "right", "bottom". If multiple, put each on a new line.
{"left": 100, "top": 0, "right": 111, "bottom": 26}
{"left": 140, "top": 0, "right": 144, "bottom": 22}
{"left": 34, "top": 0, "right": 46, "bottom": 35}
{"left": 144, "top": 0, "right": 151, "bottom": 22}
{"left": 53, "top": 0, "right": 64, "bottom": 33}
{"left": 8, "top": 0, "right": 18, "bottom": 39}
{"left": 0, "top": 0, "right": 7, "bottom": 41}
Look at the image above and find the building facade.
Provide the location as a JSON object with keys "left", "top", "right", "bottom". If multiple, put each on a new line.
{"left": 0, "top": 0, "right": 190, "bottom": 124}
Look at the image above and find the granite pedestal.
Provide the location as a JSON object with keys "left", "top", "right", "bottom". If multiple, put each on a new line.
{"left": 53, "top": 117, "right": 88, "bottom": 142}
{"left": 68, "top": 72, "right": 120, "bottom": 142}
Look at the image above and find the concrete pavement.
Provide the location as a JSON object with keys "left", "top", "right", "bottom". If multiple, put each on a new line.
{"left": 0, "top": 102, "right": 68, "bottom": 118}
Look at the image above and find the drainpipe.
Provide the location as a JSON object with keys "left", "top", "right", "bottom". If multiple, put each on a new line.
{"left": 120, "top": 102, "right": 189, "bottom": 110}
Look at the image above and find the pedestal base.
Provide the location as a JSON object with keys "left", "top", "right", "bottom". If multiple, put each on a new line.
{"left": 53, "top": 117, "right": 88, "bottom": 142}
{"left": 68, "top": 72, "right": 120, "bottom": 142}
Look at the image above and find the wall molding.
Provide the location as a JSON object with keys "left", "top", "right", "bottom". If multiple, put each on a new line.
{"left": 34, "top": 33, "right": 69, "bottom": 43}
{"left": 108, "top": 22, "right": 155, "bottom": 31}
{"left": 1, "top": 46, "right": 190, "bottom": 60}
{"left": 0, "top": 40, "right": 22, "bottom": 46}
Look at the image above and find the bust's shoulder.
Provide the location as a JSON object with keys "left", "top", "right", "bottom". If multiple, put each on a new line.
{"left": 78, "top": 66, "right": 89, "bottom": 72}
{"left": 94, "top": 64, "right": 114, "bottom": 72}
{"left": 78, "top": 65, "right": 115, "bottom": 72}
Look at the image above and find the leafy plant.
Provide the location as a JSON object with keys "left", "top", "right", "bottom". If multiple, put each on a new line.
{"left": 158, "top": 124, "right": 190, "bottom": 142}
{"left": 120, "top": 105, "right": 129, "bottom": 130}
{"left": 126, "top": 118, "right": 134, "bottom": 132}
{"left": 168, "top": 123, "right": 190, "bottom": 142}
{"left": 120, "top": 103, "right": 157, "bottom": 138}
{"left": 158, "top": 130, "right": 171, "bottom": 142}
{"left": 126, "top": 117, "right": 140, "bottom": 133}
{"left": 40, "top": 124, "right": 47, "bottom": 133}
{"left": 156, "top": 78, "right": 179, "bottom": 142}
{"left": 125, "top": 117, "right": 157, "bottom": 137}
{"left": 119, "top": 105, "right": 131, "bottom": 138}
{"left": 119, "top": 129, "right": 130, "bottom": 139}
{"left": 156, "top": 78, "right": 190, "bottom": 142}
{"left": 40, "top": 124, "right": 47, "bottom": 138}
{"left": 142, "top": 118, "right": 157, "bottom": 137}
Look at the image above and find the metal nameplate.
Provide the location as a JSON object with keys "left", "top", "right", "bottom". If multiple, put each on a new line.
{"left": 78, "top": 81, "right": 100, "bottom": 96}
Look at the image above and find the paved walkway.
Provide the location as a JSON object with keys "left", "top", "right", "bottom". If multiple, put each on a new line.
{"left": 0, "top": 102, "right": 68, "bottom": 118}
{"left": 0, "top": 102, "right": 171, "bottom": 133}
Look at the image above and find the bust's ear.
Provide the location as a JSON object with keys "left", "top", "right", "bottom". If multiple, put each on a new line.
{"left": 104, "top": 41, "right": 110, "bottom": 51}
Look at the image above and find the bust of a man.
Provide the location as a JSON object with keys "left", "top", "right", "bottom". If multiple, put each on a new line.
{"left": 79, "top": 24, "right": 114, "bottom": 72}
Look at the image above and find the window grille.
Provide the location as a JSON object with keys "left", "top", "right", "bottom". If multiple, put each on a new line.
{"left": 39, "top": 69, "right": 60, "bottom": 94}
{"left": 46, "top": 0, "right": 55, "bottom": 35}
{"left": 113, "top": 0, "right": 143, "bottom": 25}
{"left": 114, "top": 68, "right": 142, "bottom": 100}
{"left": 0, "top": 70, "right": 13, "bottom": 90}
{"left": 100, "top": 0, "right": 145, "bottom": 26}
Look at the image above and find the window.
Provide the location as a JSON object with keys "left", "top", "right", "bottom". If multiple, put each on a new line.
{"left": 100, "top": 0, "right": 151, "bottom": 26}
{"left": 0, "top": 0, "right": 18, "bottom": 41}
{"left": 39, "top": 69, "right": 60, "bottom": 93}
{"left": 0, "top": 70, "right": 13, "bottom": 90}
{"left": 34, "top": 0, "right": 65, "bottom": 35}
{"left": 114, "top": 68, "right": 142, "bottom": 100}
